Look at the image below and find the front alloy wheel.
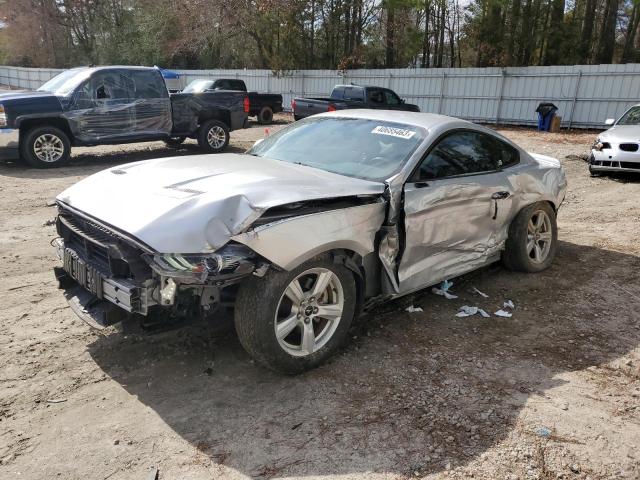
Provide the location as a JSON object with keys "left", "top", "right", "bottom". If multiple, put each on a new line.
{"left": 275, "top": 268, "right": 345, "bottom": 357}
{"left": 234, "top": 257, "right": 357, "bottom": 374}
{"left": 526, "top": 209, "right": 553, "bottom": 264}
{"left": 21, "top": 126, "right": 71, "bottom": 168}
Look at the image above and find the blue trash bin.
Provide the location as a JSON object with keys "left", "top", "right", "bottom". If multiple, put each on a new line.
{"left": 536, "top": 103, "right": 558, "bottom": 131}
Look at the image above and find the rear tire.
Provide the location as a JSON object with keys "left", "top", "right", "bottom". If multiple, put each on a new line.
{"left": 164, "top": 136, "right": 186, "bottom": 148}
{"left": 293, "top": 115, "right": 303, "bottom": 121}
{"left": 234, "top": 257, "right": 357, "bottom": 374}
{"left": 20, "top": 126, "right": 71, "bottom": 168}
{"left": 197, "top": 120, "right": 230, "bottom": 153}
{"left": 502, "top": 202, "right": 558, "bottom": 273}
{"left": 257, "top": 106, "right": 274, "bottom": 125}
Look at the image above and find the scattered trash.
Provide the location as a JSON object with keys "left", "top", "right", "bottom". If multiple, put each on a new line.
{"left": 45, "top": 199, "right": 57, "bottom": 207}
{"left": 42, "top": 219, "right": 56, "bottom": 227}
{"left": 472, "top": 287, "right": 489, "bottom": 298}
{"left": 432, "top": 280, "right": 458, "bottom": 299}
{"left": 204, "top": 367, "right": 213, "bottom": 376}
{"left": 264, "top": 128, "right": 270, "bottom": 137}
{"left": 494, "top": 309, "right": 513, "bottom": 318}
{"left": 291, "top": 422, "right": 303, "bottom": 430}
{"left": 456, "top": 305, "right": 490, "bottom": 318}
{"left": 504, "top": 300, "right": 515, "bottom": 309}
{"left": 405, "top": 305, "right": 424, "bottom": 313}
{"left": 536, "top": 426, "right": 552, "bottom": 438}
{"left": 45, "top": 398, "right": 67, "bottom": 404}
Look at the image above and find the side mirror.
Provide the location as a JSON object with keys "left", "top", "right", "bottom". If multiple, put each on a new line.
{"left": 605, "top": 118, "right": 615, "bottom": 126}
{"left": 401, "top": 98, "right": 406, "bottom": 104}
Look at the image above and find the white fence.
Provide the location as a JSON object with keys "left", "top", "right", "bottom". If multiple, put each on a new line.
{"left": 2, "top": 64, "right": 640, "bottom": 129}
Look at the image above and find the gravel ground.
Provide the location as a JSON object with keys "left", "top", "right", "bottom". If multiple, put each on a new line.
{"left": 1, "top": 116, "right": 639, "bottom": 480}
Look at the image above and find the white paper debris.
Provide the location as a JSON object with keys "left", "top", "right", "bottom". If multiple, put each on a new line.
{"left": 456, "top": 305, "right": 478, "bottom": 317}
{"left": 456, "top": 305, "right": 491, "bottom": 318}
{"left": 494, "top": 309, "right": 513, "bottom": 318}
{"left": 472, "top": 287, "right": 489, "bottom": 298}
{"left": 504, "top": 300, "right": 515, "bottom": 309}
{"left": 432, "top": 279, "right": 457, "bottom": 299}
{"left": 405, "top": 305, "right": 424, "bottom": 313}
{"left": 432, "top": 287, "right": 458, "bottom": 299}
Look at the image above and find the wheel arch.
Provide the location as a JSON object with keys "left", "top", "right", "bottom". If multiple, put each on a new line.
{"left": 198, "top": 109, "right": 231, "bottom": 129}
{"left": 18, "top": 116, "right": 73, "bottom": 145}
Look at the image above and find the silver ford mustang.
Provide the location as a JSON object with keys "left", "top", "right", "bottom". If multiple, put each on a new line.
{"left": 590, "top": 104, "right": 640, "bottom": 175}
{"left": 53, "top": 110, "right": 567, "bottom": 373}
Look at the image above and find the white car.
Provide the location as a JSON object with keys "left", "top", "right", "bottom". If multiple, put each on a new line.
{"left": 590, "top": 105, "right": 640, "bottom": 175}
{"left": 53, "top": 110, "right": 567, "bottom": 373}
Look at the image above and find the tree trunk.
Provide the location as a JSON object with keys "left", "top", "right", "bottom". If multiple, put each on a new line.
{"left": 596, "top": 0, "right": 618, "bottom": 64}
{"left": 544, "top": 0, "right": 565, "bottom": 65}
{"left": 621, "top": 2, "right": 639, "bottom": 63}
{"left": 385, "top": 4, "right": 395, "bottom": 67}
{"left": 578, "top": 0, "right": 597, "bottom": 64}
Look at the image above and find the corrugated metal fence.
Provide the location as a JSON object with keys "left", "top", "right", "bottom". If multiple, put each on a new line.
{"left": 2, "top": 64, "right": 640, "bottom": 129}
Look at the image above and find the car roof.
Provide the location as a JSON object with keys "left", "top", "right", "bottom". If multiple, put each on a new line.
{"left": 316, "top": 109, "right": 473, "bottom": 130}
{"left": 67, "top": 66, "right": 160, "bottom": 74}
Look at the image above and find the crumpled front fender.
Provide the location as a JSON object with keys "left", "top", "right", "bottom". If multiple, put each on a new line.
{"left": 232, "top": 202, "right": 386, "bottom": 271}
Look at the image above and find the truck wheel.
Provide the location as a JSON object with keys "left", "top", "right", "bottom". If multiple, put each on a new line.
{"left": 294, "top": 115, "right": 303, "bottom": 121}
{"left": 21, "top": 126, "right": 71, "bottom": 168}
{"left": 197, "top": 120, "right": 229, "bottom": 153}
{"left": 258, "top": 106, "right": 274, "bottom": 125}
{"left": 164, "top": 136, "right": 186, "bottom": 148}
{"left": 234, "top": 257, "right": 357, "bottom": 374}
{"left": 502, "top": 202, "right": 558, "bottom": 273}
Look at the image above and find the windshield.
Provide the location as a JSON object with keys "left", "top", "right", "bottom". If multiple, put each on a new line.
{"left": 182, "top": 80, "right": 214, "bottom": 93}
{"left": 248, "top": 117, "right": 426, "bottom": 181}
{"left": 617, "top": 106, "right": 640, "bottom": 126}
{"left": 38, "top": 68, "right": 91, "bottom": 95}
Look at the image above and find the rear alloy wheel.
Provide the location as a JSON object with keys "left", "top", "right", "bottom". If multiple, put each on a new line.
{"left": 21, "top": 126, "right": 71, "bottom": 168}
{"left": 234, "top": 257, "right": 356, "bottom": 374}
{"left": 258, "top": 106, "right": 274, "bottom": 125}
{"left": 503, "top": 202, "right": 558, "bottom": 272}
{"left": 197, "top": 119, "right": 230, "bottom": 153}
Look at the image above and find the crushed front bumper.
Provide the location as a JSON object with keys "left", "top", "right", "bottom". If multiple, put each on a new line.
{"left": 53, "top": 239, "right": 154, "bottom": 329}
{"left": 590, "top": 149, "right": 640, "bottom": 173}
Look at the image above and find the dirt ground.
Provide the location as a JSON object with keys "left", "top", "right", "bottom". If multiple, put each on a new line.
{"left": 1, "top": 114, "right": 639, "bottom": 480}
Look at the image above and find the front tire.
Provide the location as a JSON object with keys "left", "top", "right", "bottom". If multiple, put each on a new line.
{"left": 257, "top": 106, "right": 274, "bottom": 125}
{"left": 234, "top": 257, "right": 357, "bottom": 374}
{"left": 21, "top": 126, "right": 71, "bottom": 168}
{"left": 503, "top": 202, "right": 558, "bottom": 272}
{"left": 197, "top": 120, "right": 230, "bottom": 153}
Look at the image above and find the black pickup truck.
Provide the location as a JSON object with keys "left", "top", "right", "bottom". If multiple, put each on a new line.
{"left": 292, "top": 84, "right": 420, "bottom": 120}
{"left": 182, "top": 78, "right": 283, "bottom": 125}
{"left": 0, "top": 66, "right": 249, "bottom": 168}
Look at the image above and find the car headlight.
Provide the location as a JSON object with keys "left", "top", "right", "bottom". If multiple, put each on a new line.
{"left": 143, "top": 244, "right": 255, "bottom": 281}
{"left": 0, "top": 104, "right": 6, "bottom": 127}
{"left": 592, "top": 138, "right": 610, "bottom": 151}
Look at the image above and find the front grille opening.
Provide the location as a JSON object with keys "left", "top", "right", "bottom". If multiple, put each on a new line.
{"left": 619, "top": 143, "right": 639, "bottom": 152}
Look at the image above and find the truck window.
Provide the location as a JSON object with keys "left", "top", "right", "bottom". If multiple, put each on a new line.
{"left": 229, "top": 80, "right": 247, "bottom": 91}
{"left": 367, "top": 89, "right": 384, "bottom": 105}
{"left": 344, "top": 87, "right": 364, "bottom": 102}
{"left": 383, "top": 90, "right": 401, "bottom": 105}
{"left": 131, "top": 70, "right": 169, "bottom": 99}
{"left": 92, "top": 71, "right": 134, "bottom": 101}
{"left": 331, "top": 86, "right": 346, "bottom": 100}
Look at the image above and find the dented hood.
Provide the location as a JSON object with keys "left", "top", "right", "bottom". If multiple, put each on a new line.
{"left": 56, "top": 153, "right": 385, "bottom": 253}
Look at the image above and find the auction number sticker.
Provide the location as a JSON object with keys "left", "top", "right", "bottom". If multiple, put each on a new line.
{"left": 371, "top": 125, "right": 416, "bottom": 139}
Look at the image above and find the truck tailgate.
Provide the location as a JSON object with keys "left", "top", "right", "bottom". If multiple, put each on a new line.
{"left": 293, "top": 97, "right": 336, "bottom": 118}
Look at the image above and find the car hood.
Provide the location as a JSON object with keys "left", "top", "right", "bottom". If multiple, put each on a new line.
{"left": 599, "top": 125, "right": 640, "bottom": 143}
{"left": 0, "top": 90, "right": 58, "bottom": 102}
{"left": 57, "top": 153, "right": 385, "bottom": 253}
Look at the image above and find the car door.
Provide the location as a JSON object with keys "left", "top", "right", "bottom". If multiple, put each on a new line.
{"left": 67, "top": 70, "right": 135, "bottom": 143}
{"left": 366, "top": 88, "right": 387, "bottom": 109}
{"left": 130, "top": 69, "right": 172, "bottom": 137}
{"left": 398, "top": 129, "right": 519, "bottom": 293}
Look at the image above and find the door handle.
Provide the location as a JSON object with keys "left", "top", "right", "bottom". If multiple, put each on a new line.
{"left": 491, "top": 191, "right": 511, "bottom": 200}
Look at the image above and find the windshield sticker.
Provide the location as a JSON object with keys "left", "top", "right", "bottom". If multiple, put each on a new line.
{"left": 371, "top": 125, "right": 416, "bottom": 139}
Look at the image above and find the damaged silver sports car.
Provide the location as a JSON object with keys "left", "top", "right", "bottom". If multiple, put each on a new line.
{"left": 53, "top": 110, "right": 567, "bottom": 373}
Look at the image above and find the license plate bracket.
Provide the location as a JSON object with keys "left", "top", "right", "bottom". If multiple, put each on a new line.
{"left": 63, "top": 248, "right": 103, "bottom": 298}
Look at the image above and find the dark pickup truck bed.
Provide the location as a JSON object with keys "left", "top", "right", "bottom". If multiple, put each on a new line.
{"left": 182, "top": 78, "right": 283, "bottom": 124}
{"left": 292, "top": 85, "right": 420, "bottom": 120}
{"left": 0, "top": 66, "right": 249, "bottom": 168}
